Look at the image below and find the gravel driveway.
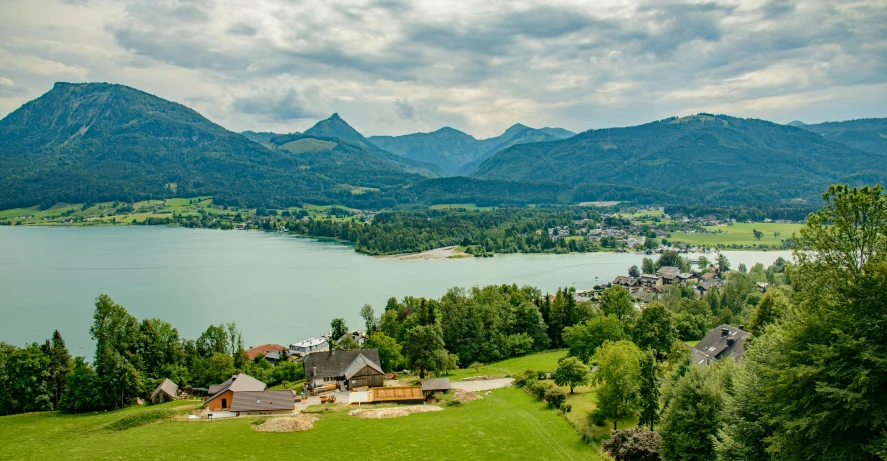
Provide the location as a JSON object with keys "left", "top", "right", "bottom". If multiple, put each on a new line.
{"left": 451, "top": 378, "right": 514, "bottom": 392}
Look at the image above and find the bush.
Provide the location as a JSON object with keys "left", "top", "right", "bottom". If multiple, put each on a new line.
{"left": 601, "top": 429, "right": 662, "bottom": 461}
{"left": 531, "top": 381, "right": 552, "bottom": 400}
{"left": 544, "top": 388, "right": 567, "bottom": 409}
{"left": 446, "top": 399, "right": 462, "bottom": 407}
{"left": 589, "top": 409, "right": 607, "bottom": 427}
{"left": 514, "top": 369, "right": 538, "bottom": 388}
{"left": 561, "top": 403, "right": 572, "bottom": 413}
{"left": 536, "top": 370, "right": 548, "bottom": 380}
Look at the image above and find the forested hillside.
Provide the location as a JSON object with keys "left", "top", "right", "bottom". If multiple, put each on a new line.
{"left": 790, "top": 118, "right": 887, "bottom": 156}
{"left": 472, "top": 114, "right": 887, "bottom": 202}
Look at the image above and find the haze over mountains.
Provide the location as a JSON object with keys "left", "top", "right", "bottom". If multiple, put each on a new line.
{"left": 1, "top": 82, "right": 885, "bottom": 210}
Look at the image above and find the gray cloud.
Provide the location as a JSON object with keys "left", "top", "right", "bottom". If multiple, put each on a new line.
{"left": 0, "top": 0, "right": 885, "bottom": 137}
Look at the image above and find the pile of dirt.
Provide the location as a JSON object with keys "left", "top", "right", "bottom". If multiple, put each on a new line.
{"left": 349, "top": 405, "right": 443, "bottom": 419}
{"left": 254, "top": 415, "right": 318, "bottom": 433}
{"left": 453, "top": 390, "right": 482, "bottom": 402}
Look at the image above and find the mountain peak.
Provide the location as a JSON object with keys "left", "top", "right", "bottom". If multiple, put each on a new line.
{"left": 329, "top": 112, "right": 342, "bottom": 120}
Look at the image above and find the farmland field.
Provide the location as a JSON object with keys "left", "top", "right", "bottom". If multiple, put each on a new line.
{"left": 668, "top": 222, "right": 803, "bottom": 247}
{"left": 0, "top": 387, "right": 601, "bottom": 460}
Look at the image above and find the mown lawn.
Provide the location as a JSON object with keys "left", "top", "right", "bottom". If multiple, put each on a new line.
{"left": 444, "top": 349, "right": 568, "bottom": 381}
{"left": 669, "top": 222, "right": 802, "bottom": 247}
{"left": 0, "top": 388, "right": 601, "bottom": 460}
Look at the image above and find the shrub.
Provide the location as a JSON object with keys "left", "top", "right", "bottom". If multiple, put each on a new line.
{"left": 514, "top": 369, "right": 538, "bottom": 388}
{"left": 601, "top": 429, "right": 662, "bottom": 461}
{"left": 446, "top": 399, "right": 462, "bottom": 407}
{"left": 561, "top": 403, "right": 572, "bottom": 413}
{"left": 544, "top": 388, "right": 567, "bottom": 409}
{"left": 536, "top": 370, "right": 548, "bottom": 380}
{"left": 589, "top": 409, "right": 607, "bottom": 427}
{"left": 531, "top": 381, "right": 552, "bottom": 400}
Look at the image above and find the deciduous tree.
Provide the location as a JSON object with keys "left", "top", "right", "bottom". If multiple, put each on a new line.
{"left": 552, "top": 356, "right": 590, "bottom": 393}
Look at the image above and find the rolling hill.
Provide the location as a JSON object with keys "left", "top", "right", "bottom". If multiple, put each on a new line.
{"left": 369, "top": 123, "right": 574, "bottom": 175}
{"left": 0, "top": 83, "right": 423, "bottom": 209}
{"left": 789, "top": 118, "right": 887, "bottom": 156}
{"left": 471, "top": 114, "right": 887, "bottom": 203}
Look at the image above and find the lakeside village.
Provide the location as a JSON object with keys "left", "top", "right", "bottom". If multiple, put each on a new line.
{"left": 2, "top": 199, "right": 801, "bottom": 252}
{"left": 150, "top": 253, "right": 755, "bottom": 419}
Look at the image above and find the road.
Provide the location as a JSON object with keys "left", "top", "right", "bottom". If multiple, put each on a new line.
{"left": 451, "top": 378, "right": 514, "bottom": 392}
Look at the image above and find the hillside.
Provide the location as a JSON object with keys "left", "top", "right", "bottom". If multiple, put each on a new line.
{"left": 471, "top": 114, "right": 887, "bottom": 203}
{"left": 790, "top": 118, "right": 887, "bottom": 156}
{"left": 369, "top": 124, "right": 575, "bottom": 175}
{"left": 0, "top": 83, "right": 421, "bottom": 209}
{"left": 240, "top": 130, "right": 284, "bottom": 143}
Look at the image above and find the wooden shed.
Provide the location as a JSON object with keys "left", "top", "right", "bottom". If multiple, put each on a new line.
{"left": 345, "top": 354, "right": 384, "bottom": 389}
{"left": 369, "top": 386, "right": 424, "bottom": 403}
{"left": 420, "top": 378, "right": 452, "bottom": 398}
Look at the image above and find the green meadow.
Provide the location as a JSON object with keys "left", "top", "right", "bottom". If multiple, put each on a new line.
{"left": 669, "top": 222, "right": 803, "bottom": 247}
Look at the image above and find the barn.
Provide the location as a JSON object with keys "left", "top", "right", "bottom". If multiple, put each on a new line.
{"left": 304, "top": 349, "right": 384, "bottom": 389}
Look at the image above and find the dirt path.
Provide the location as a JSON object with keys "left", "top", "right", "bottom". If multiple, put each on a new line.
{"left": 451, "top": 378, "right": 514, "bottom": 392}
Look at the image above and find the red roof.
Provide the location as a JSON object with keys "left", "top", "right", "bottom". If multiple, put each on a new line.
{"left": 245, "top": 344, "right": 286, "bottom": 361}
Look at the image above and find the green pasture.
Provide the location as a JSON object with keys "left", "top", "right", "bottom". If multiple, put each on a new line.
{"left": 669, "top": 222, "right": 802, "bottom": 246}
{"left": 0, "top": 387, "right": 600, "bottom": 460}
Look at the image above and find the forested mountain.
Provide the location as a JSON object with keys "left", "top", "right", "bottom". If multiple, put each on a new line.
{"left": 240, "top": 130, "right": 284, "bottom": 143}
{"left": 790, "top": 118, "right": 887, "bottom": 156}
{"left": 369, "top": 123, "right": 575, "bottom": 175}
{"left": 471, "top": 114, "right": 887, "bottom": 202}
{"left": 0, "top": 82, "right": 423, "bottom": 209}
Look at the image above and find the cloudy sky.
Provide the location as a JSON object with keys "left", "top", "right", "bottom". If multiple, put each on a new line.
{"left": 0, "top": 0, "right": 885, "bottom": 138}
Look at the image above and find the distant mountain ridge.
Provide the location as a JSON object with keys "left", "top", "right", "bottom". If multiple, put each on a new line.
{"left": 369, "top": 123, "right": 575, "bottom": 175}
{"left": 789, "top": 118, "right": 887, "bottom": 156}
{"left": 241, "top": 130, "right": 285, "bottom": 143}
{"left": 471, "top": 114, "right": 887, "bottom": 203}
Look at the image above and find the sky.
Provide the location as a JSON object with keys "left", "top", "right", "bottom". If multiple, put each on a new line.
{"left": 0, "top": 0, "right": 885, "bottom": 138}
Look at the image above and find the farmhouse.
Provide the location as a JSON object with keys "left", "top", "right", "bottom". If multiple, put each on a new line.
{"left": 149, "top": 378, "right": 178, "bottom": 404}
{"left": 245, "top": 343, "right": 286, "bottom": 362}
{"left": 612, "top": 276, "right": 639, "bottom": 288}
{"left": 229, "top": 390, "right": 296, "bottom": 416}
{"left": 304, "top": 349, "right": 383, "bottom": 389}
{"left": 691, "top": 325, "right": 750, "bottom": 365}
{"left": 205, "top": 373, "right": 266, "bottom": 411}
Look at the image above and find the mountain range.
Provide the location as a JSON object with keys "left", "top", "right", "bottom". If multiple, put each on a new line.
{"left": 1, "top": 82, "right": 885, "bottom": 210}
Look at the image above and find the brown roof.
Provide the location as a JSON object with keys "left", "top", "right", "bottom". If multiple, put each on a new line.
{"left": 245, "top": 344, "right": 286, "bottom": 361}
{"left": 230, "top": 390, "right": 295, "bottom": 412}
{"left": 420, "top": 378, "right": 452, "bottom": 392}
{"left": 205, "top": 373, "right": 266, "bottom": 404}
{"left": 304, "top": 349, "right": 381, "bottom": 381}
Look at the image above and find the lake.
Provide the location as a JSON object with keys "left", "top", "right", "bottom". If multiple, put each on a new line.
{"left": 0, "top": 226, "right": 792, "bottom": 359}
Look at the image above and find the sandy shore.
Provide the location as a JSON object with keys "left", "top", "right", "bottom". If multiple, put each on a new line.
{"left": 382, "top": 246, "right": 470, "bottom": 260}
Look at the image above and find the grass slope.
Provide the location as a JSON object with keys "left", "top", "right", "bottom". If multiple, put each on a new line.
{"left": 670, "top": 222, "right": 803, "bottom": 247}
{"left": 0, "top": 388, "right": 600, "bottom": 460}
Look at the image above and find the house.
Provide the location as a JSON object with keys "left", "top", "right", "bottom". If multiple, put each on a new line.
{"left": 205, "top": 373, "right": 267, "bottom": 411}
{"left": 289, "top": 337, "right": 329, "bottom": 357}
{"left": 657, "top": 266, "right": 681, "bottom": 285}
{"left": 245, "top": 343, "right": 286, "bottom": 362}
{"left": 612, "top": 276, "right": 639, "bottom": 288}
{"left": 691, "top": 325, "right": 750, "bottom": 366}
{"left": 756, "top": 282, "right": 770, "bottom": 293}
{"left": 344, "top": 330, "right": 367, "bottom": 346}
{"left": 420, "top": 378, "right": 452, "bottom": 398}
{"left": 676, "top": 273, "right": 697, "bottom": 285}
{"left": 303, "top": 349, "right": 384, "bottom": 389}
{"left": 229, "top": 390, "right": 296, "bottom": 416}
{"left": 639, "top": 274, "right": 662, "bottom": 287}
{"left": 149, "top": 378, "right": 178, "bottom": 404}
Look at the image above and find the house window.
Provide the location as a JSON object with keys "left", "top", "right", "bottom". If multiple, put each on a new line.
{"left": 221, "top": 398, "right": 227, "bottom": 409}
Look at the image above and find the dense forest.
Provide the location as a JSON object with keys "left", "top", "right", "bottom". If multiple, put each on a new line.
{"left": 791, "top": 117, "right": 887, "bottom": 156}
{"left": 472, "top": 114, "right": 887, "bottom": 203}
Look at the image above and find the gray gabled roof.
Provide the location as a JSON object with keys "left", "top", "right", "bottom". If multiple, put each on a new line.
{"left": 304, "top": 349, "right": 381, "bottom": 381}
{"left": 230, "top": 390, "right": 295, "bottom": 412}
{"left": 150, "top": 378, "right": 178, "bottom": 400}
{"left": 420, "top": 378, "right": 452, "bottom": 392}
{"left": 344, "top": 354, "right": 384, "bottom": 380}
{"left": 691, "top": 324, "right": 750, "bottom": 365}
{"left": 205, "top": 373, "right": 266, "bottom": 403}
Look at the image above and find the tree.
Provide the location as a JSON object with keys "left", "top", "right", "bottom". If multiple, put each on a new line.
{"left": 593, "top": 340, "right": 643, "bottom": 430}
{"left": 330, "top": 318, "right": 348, "bottom": 341}
{"left": 90, "top": 294, "right": 142, "bottom": 408}
{"left": 334, "top": 335, "right": 360, "bottom": 350}
{"left": 602, "top": 429, "right": 662, "bottom": 461}
{"left": 562, "top": 314, "right": 625, "bottom": 364}
{"left": 637, "top": 351, "right": 660, "bottom": 431}
{"left": 656, "top": 251, "right": 683, "bottom": 270}
{"left": 716, "top": 253, "right": 730, "bottom": 273}
{"left": 628, "top": 265, "right": 641, "bottom": 278}
{"left": 42, "top": 330, "right": 73, "bottom": 408}
{"left": 753, "top": 228, "right": 763, "bottom": 240}
{"left": 632, "top": 303, "right": 677, "bottom": 361}
{"left": 642, "top": 257, "right": 655, "bottom": 274}
{"left": 748, "top": 289, "right": 790, "bottom": 336}
{"left": 58, "top": 357, "right": 101, "bottom": 412}
{"left": 697, "top": 255, "right": 709, "bottom": 269}
{"left": 196, "top": 325, "right": 228, "bottom": 358}
{"left": 4, "top": 344, "right": 52, "bottom": 413}
{"left": 742, "top": 184, "right": 887, "bottom": 460}
{"left": 360, "top": 304, "right": 378, "bottom": 332}
{"left": 660, "top": 364, "right": 729, "bottom": 461}
{"left": 364, "top": 332, "right": 402, "bottom": 372}
{"left": 552, "top": 356, "right": 590, "bottom": 393}
{"left": 600, "top": 285, "right": 636, "bottom": 323}
{"left": 402, "top": 324, "right": 446, "bottom": 379}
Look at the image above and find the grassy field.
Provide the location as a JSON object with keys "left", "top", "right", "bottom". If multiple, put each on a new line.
{"left": 669, "top": 222, "right": 802, "bottom": 247}
{"left": 444, "top": 350, "right": 567, "bottom": 381}
{"left": 0, "top": 388, "right": 601, "bottom": 460}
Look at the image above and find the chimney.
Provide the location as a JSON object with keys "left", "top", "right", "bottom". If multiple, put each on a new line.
{"left": 727, "top": 337, "right": 735, "bottom": 346}
{"left": 721, "top": 327, "right": 729, "bottom": 337}
{"left": 738, "top": 325, "right": 745, "bottom": 331}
